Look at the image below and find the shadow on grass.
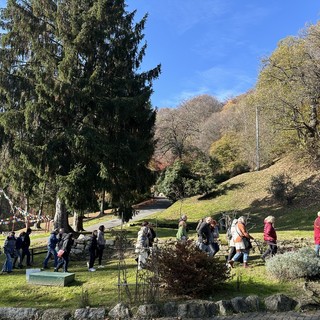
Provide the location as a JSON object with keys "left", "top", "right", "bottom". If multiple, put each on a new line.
{"left": 198, "top": 182, "right": 246, "bottom": 201}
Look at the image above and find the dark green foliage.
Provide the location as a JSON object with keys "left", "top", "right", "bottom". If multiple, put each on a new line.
{"left": 146, "top": 240, "right": 230, "bottom": 297}
{"left": 0, "top": 0, "right": 160, "bottom": 222}
{"left": 267, "top": 173, "right": 296, "bottom": 205}
{"left": 156, "top": 159, "right": 217, "bottom": 201}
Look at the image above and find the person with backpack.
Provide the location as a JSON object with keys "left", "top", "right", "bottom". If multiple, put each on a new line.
{"left": 55, "top": 233, "right": 74, "bottom": 273}
{"left": 197, "top": 216, "right": 215, "bottom": 256}
{"left": 261, "top": 215, "right": 277, "bottom": 261}
{"left": 228, "top": 216, "right": 254, "bottom": 268}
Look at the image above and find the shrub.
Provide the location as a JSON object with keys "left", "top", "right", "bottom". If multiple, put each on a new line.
{"left": 146, "top": 240, "right": 230, "bottom": 297}
{"left": 266, "top": 247, "right": 320, "bottom": 281}
{"left": 267, "top": 173, "right": 296, "bottom": 205}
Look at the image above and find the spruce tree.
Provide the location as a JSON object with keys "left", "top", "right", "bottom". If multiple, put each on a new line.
{"left": 0, "top": 0, "right": 160, "bottom": 226}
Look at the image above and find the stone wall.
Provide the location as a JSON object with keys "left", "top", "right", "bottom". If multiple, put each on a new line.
{"left": 0, "top": 293, "right": 317, "bottom": 319}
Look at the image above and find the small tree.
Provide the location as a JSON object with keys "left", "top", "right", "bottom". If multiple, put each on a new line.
{"left": 146, "top": 240, "right": 230, "bottom": 297}
{"left": 268, "top": 173, "right": 296, "bottom": 205}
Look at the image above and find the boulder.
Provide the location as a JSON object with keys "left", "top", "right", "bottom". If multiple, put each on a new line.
{"left": 108, "top": 303, "right": 132, "bottom": 319}
{"left": 264, "top": 294, "right": 298, "bottom": 312}
{"left": 135, "top": 304, "right": 162, "bottom": 319}
{"left": 230, "top": 297, "right": 250, "bottom": 313}
{"left": 215, "top": 300, "right": 233, "bottom": 315}
{"left": 245, "top": 295, "right": 260, "bottom": 311}
{"left": 74, "top": 308, "right": 106, "bottom": 320}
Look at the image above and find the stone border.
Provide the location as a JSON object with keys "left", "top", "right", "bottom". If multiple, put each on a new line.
{"left": 0, "top": 293, "right": 317, "bottom": 319}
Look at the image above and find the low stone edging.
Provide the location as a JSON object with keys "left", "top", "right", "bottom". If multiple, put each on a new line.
{"left": 0, "top": 293, "right": 318, "bottom": 319}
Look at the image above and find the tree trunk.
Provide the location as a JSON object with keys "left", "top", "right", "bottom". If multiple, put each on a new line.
{"left": 36, "top": 182, "right": 47, "bottom": 229}
{"left": 99, "top": 189, "right": 105, "bottom": 217}
{"left": 53, "top": 197, "right": 73, "bottom": 233}
{"left": 73, "top": 211, "right": 85, "bottom": 232}
{"left": 25, "top": 195, "right": 30, "bottom": 229}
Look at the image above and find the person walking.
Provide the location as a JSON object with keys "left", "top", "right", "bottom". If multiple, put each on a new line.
{"left": 13, "top": 231, "right": 24, "bottom": 269}
{"left": 261, "top": 215, "right": 277, "bottom": 261}
{"left": 226, "top": 219, "right": 240, "bottom": 263}
{"left": 55, "top": 233, "right": 74, "bottom": 273}
{"left": 43, "top": 229, "right": 59, "bottom": 269}
{"left": 228, "top": 216, "right": 254, "bottom": 268}
{"left": 176, "top": 214, "right": 188, "bottom": 241}
{"left": 314, "top": 211, "right": 320, "bottom": 257}
{"left": 209, "top": 219, "right": 220, "bottom": 257}
{"left": 87, "top": 230, "right": 98, "bottom": 272}
{"left": 2, "top": 232, "right": 16, "bottom": 273}
{"left": 197, "top": 217, "right": 215, "bottom": 256}
{"left": 96, "top": 225, "right": 106, "bottom": 268}
{"left": 135, "top": 223, "right": 150, "bottom": 270}
{"left": 21, "top": 227, "right": 32, "bottom": 267}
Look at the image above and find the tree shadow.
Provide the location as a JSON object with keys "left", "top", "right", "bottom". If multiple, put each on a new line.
{"left": 198, "top": 182, "right": 246, "bottom": 201}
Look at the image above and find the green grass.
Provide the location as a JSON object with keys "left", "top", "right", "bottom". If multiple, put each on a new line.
{"left": 0, "top": 155, "right": 318, "bottom": 309}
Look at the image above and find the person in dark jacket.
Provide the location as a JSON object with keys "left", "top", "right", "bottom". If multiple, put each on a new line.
{"left": 21, "top": 227, "right": 32, "bottom": 266}
{"left": 43, "top": 230, "right": 59, "bottom": 269}
{"left": 261, "top": 215, "right": 277, "bottom": 261}
{"left": 88, "top": 230, "right": 98, "bottom": 272}
{"left": 197, "top": 217, "right": 215, "bottom": 256}
{"left": 55, "top": 233, "right": 74, "bottom": 273}
{"left": 2, "top": 232, "right": 16, "bottom": 273}
{"left": 96, "top": 225, "right": 106, "bottom": 268}
{"left": 13, "top": 231, "right": 24, "bottom": 269}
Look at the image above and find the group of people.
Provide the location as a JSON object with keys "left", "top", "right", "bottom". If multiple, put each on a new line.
{"left": 176, "top": 213, "right": 278, "bottom": 268}
{"left": 2, "top": 228, "right": 32, "bottom": 273}
{"left": 1, "top": 224, "right": 108, "bottom": 274}
{"left": 135, "top": 221, "right": 156, "bottom": 270}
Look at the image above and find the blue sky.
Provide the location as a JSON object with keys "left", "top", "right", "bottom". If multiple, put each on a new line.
{"left": 0, "top": 1, "right": 319, "bottom": 109}
{"left": 127, "top": 0, "right": 320, "bottom": 108}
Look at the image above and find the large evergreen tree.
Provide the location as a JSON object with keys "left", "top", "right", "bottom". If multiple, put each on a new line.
{"left": 0, "top": 0, "right": 160, "bottom": 227}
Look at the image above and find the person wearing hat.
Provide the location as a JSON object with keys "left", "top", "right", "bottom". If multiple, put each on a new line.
{"left": 314, "top": 211, "right": 320, "bottom": 256}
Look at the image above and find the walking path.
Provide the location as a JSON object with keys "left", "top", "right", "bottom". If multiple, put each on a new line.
{"left": 85, "top": 197, "right": 172, "bottom": 232}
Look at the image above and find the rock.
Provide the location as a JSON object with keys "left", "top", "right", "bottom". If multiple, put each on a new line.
{"left": 177, "top": 301, "right": 208, "bottom": 318}
{"left": 230, "top": 296, "right": 250, "bottom": 313}
{"left": 215, "top": 300, "right": 234, "bottom": 315}
{"left": 162, "top": 302, "right": 178, "bottom": 317}
{"left": 264, "top": 294, "right": 298, "bottom": 312}
{"left": 108, "top": 303, "right": 132, "bottom": 319}
{"left": 41, "top": 309, "right": 73, "bottom": 320}
{"left": 245, "top": 295, "right": 260, "bottom": 311}
{"left": 135, "top": 304, "right": 162, "bottom": 319}
{"left": 74, "top": 308, "right": 106, "bottom": 320}
{"left": 0, "top": 308, "right": 41, "bottom": 320}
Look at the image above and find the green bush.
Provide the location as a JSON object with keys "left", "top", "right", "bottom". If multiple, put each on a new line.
{"left": 267, "top": 173, "right": 296, "bottom": 205}
{"left": 146, "top": 240, "right": 230, "bottom": 297}
{"left": 266, "top": 247, "right": 320, "bottom": 280}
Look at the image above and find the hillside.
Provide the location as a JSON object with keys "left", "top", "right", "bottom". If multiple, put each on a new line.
{"left": 156, "top": 154, "right": 320, "bottom": 233}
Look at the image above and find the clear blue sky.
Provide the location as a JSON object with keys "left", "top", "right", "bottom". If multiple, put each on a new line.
{"left": 127, "top": 0, "right": 320, "bottom": 108}
{"left": 0, "top": 1, "right": 319, "bottom": 109}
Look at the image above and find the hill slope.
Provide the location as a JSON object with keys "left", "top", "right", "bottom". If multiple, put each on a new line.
{"left": 157, "top": 155, "right": 320, "bottom": 232}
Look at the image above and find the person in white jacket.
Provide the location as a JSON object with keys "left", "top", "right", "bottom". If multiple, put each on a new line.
{"left": 135, "top": 222, "right": 150, "bottom": 270}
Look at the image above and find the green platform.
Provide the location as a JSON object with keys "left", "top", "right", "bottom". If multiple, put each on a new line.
{"left": 28, "top": 271, "right": 75, "bottom": 287}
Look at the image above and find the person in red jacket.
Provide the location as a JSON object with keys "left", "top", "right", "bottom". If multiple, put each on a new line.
{"left": 314, "top": 211, "right": 320, "bottom": 257}
{"left": 261, "top": 215, "right": 277, "bottom": 261}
